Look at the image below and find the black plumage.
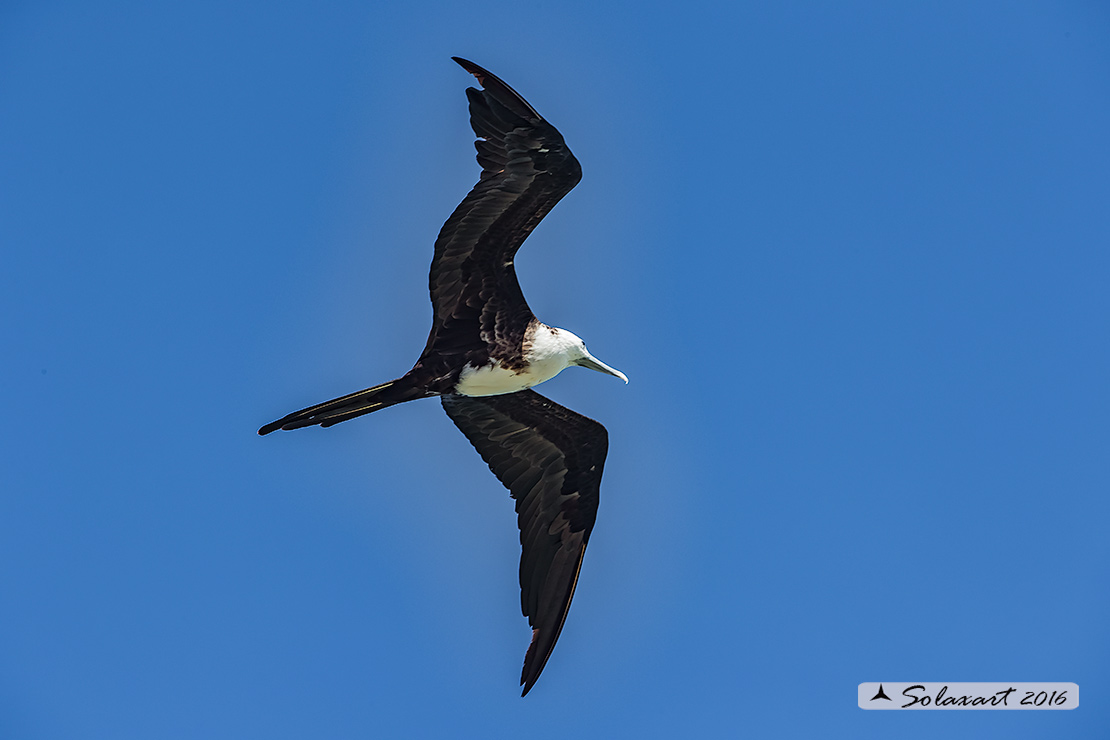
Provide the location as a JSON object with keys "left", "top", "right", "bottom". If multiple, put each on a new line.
{"left": 259, "top": 58, "right": 616, "bottom": 695}
{"left": 442, "top": 390, "right": 606, "bottom": 695}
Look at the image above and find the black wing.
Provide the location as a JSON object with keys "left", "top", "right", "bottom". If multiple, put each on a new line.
{"left": 441, "top": 390, "right": 607, "bottom": 696}
{"left": 421, "top": 58, "right": 583, "bottom": 369}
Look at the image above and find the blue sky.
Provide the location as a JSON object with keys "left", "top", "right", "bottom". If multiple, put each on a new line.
{"left": 3, "top": 1, "right": 1108, "bottom": 738}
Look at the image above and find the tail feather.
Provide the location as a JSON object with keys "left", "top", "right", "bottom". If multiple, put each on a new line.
{"left": 258, "top": 378, "right": 425, "bottom": 435}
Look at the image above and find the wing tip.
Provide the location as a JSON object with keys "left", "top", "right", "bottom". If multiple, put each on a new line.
{"left": 450, "top": 56, "right": 541, "bottom": 120}
{"left": 519, "top": 628, "right": 544, "bottom": 697}
{"left": 451, "top": 56, "right": 484, "bottom": 80}
{"left": 516, "top": 544, "right": 589, "bottom": 697}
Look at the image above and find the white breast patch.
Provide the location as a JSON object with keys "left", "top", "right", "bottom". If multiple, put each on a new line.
{"left": 453, "top": 323, "right": 577, "bottom": 397}
{"left": 454, "top": 362, "right": 536, "bottom": 396}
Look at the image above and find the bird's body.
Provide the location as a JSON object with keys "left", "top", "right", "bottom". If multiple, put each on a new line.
{"left": 260, "top": 57, "right": 625, "bottom": 696}
{"left": 456, "top": 322, "right": 623, "bottom": 396}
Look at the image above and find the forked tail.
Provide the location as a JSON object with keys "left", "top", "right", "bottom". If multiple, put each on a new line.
{"left": 258, "top": 378, "right": 427, "bottom": 435}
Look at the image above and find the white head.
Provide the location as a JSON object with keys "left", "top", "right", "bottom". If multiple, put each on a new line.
{"left": 546, "top": 327, "right": 629, "bottom": 383}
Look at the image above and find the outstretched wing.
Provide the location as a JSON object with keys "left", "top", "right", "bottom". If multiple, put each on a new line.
{"left": 441, "top": 390, "right": 607, "bottom": 696}
{"left": 423, "top": 58, "right": 583, "bottom": 366}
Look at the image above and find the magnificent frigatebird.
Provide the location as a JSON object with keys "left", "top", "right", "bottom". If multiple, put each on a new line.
{"left": 259, "top": 57, "right": 626, "bottom": 696}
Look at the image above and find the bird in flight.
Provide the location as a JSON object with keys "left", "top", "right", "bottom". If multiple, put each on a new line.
{"left": 259, "top": 57, "right": 626, "bottom": 696}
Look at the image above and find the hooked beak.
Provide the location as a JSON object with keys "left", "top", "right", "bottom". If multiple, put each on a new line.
{"left": 575, "top": 354, "right": 629, "bottom": 383}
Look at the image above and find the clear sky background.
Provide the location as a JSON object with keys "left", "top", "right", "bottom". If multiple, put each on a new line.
{"left": 3, "top": 2, "right": 1108, "bottom": 738}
